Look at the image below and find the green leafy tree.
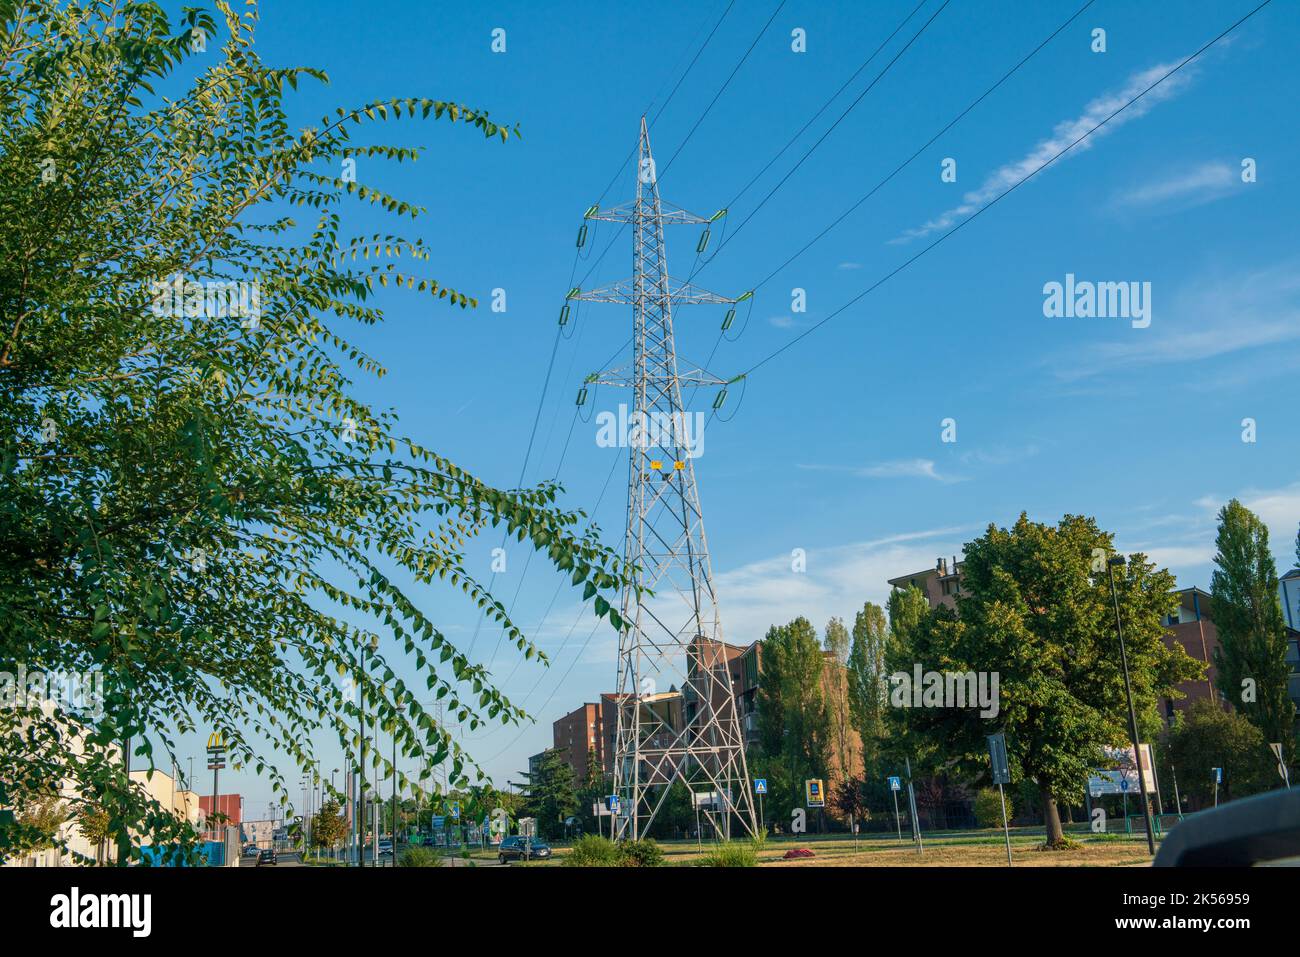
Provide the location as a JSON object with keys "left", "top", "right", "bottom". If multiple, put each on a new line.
{"left": 0, "top": 2, "right": 629, "bottom": 863}
{"left": 17, "top": 792, "right": 66, "bottom": 852}
{"left": 756, "top": 617, "right": 830, "bottom": 816}
{"left": 1163, "top": 700, "right": 1274, "bottom": 806}
{"left": 77, "top": 805, "right": 112, "bottom": 865}
{"left": 573, "top": 746, "right": 607, "bottom": 836}
{"left": 847, "top": 601, "right": 890, "bottom": 771}
{"left": 886, "top": 584, "right": 930, "bottom": 665}
{"left": 311, "top": 799, "right": 348, "bottom": 848}
{"left": 897, "top": 514, "right": 1201, "bottom": 847}
{"left": 1210, "top": 500, "right": 1295, "bottom": 761}
{"left": 521, "top": 749, "right": 578, "bottom": 841}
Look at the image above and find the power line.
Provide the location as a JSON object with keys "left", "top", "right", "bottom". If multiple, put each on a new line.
{"left": 572, "top": 0, "right": 787, "bottom": 293}
{"left": 722, "top": 0, "right": 930, "bottom": 211}
{"left": 689, "top": 0, "right": 1097, "bottom": 379}
{"left": 735, "top": 0, "right": 1273, "bottom": 382}
{"left": 707, "top": 0, "right": 951, "bottom": 265}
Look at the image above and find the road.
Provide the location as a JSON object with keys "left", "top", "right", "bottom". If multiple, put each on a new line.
{"left": 239, "top": 850, "right": 305, "bottom": 867}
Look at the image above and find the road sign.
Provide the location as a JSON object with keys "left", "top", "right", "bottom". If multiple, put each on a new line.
{"left": 450, "top": 801, "right": 460, "bottom": 820}
{"left": 754, "top": 778, "right": 767, "bottom": 794}
{"left": 1089, "top": 744, "right": 1155, "bottom": 795}
{"left": 987, "top": 732, "right": 1010, "bottom": 785}
{"left": 805, "top": 779, "right": 824, "bottom": 808}
{"left": 1120, "top": 776, "right": 1129, "bottom": 792}
{"left": 888, "top": 776, "right": 901, "bottom": 792}
{"left": 1213, "top": 767, "right": 1222, "bottom": 784}
{"left": 608, "top": 794, "right": 620, "bottom": 813}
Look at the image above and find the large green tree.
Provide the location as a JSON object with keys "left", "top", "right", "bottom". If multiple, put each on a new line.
{"left": 521, "top": 749, "right": 578, "bottom": 841}
{"left": 897, "top": 514, "right": 1201, "bottom": 846}
{"left": 756, "top": 617, "right": 831, "bottom": 817}
{"left": 1210, "top": 500, "right": 1295, "bottom": 761}
{"left": 846, "top": 601, "right": 890, "bottom": 772}
{"left": 1163, "top": 700, "right": 1274, "bottom": 807}
{"left": 310, "top": 798, "right": 348, "bottom": 849}
{"left": 0, "top": 1, "right": 628, "bottom": 863}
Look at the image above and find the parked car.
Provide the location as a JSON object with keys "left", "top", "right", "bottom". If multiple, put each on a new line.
{"left": 497, "top": 835, "right": 551, "bottom": 864}
{"left": 256, "top": 848, "right": 278, "bottom": 866}
{"left": 377, "top": 839, "right": 394, "bottom": 856}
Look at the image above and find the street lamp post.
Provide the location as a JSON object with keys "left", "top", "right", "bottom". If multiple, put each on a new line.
{"left": 1106, "top": 554, "right": 1157, "bottom": 856}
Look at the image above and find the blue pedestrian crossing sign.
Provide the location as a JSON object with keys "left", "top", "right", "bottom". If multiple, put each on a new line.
{"left": 1213, "top": 767, "right": 1222, "bottom": 784}
{"left": 754, "top": 778, "right": 767, "bottom": 794}
{"left": 888, "top": 776, "right": 901, "bottom": 792}
{"left": 450, "top": 801, "right": 461, "bottom": 819}
{"left": 608, "top": 794, "right": 620, "bottom": 813}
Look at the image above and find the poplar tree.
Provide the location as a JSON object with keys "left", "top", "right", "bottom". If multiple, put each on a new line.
{"left": 1210, "top": 500, "right": 1295, "bottom": 762}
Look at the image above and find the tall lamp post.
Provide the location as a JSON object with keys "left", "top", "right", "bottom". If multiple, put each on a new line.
{"left": 1106, "top": 554, "right": 1157, "bottom": 855}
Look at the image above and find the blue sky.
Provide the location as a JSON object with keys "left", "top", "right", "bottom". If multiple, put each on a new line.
{"left": 156, "top": 0, "right": 1299, "bottom": 815}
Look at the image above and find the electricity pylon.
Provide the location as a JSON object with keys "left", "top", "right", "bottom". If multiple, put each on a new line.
{"left": 575, "top": 117, "right": 757, "bottom": 841}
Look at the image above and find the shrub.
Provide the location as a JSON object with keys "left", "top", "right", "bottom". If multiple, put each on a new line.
{"left": 563, "top": 834, "right": 621, "bottom": 867}
{"left": 563, "top": 835, "right": 665, "bottom": 867}
{"left": 618, "top": 839, "right": 664, "bottom": 867}
{"left": 697, "top": 841, "right": 757, "bottom": 867}
{"left": 974, "top": 788, "right": 1010, "bottom": 829}
{"left": 397, "top": 846, "right": 443, "bottom": 867}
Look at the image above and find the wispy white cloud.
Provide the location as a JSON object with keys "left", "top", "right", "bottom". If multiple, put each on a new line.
{"left": 1109, "top": 160, "right": 1238, "bottom": 211}
{"left": 713, "top": 527, "right": 974, "bottom": 642}
{"left": 797, "top": 458, "right": 964, "bottom": 483}
{"left": 892, "top": 59, "right": 1197, "bottom": 243}
{"left": 837, "top": 262, "right": 863, "bottom": 270}
{"left": 1048, "top": 260, "right": 1300, "bottom": 381}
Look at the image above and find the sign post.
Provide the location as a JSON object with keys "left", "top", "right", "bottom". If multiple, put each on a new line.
{"left": 1212, "top": 767, "right": 1222, "bottom": 807}
{"left": 888, "top": 775, "right": 903, "bottom": 841}
{"left": 806, "top": 779, "right": 826, "bottom": 834}
{"left": 987, "top": 732, "right": 1013, "bottom": 866}
{"left": 206, "top": 731, "right": 227, "bottom": 844}
{"left": 904, "top": 757, "right": 923, "bottom": 855}
{"left": 1270, "top": 743, "right": 1291, "bottom": 789}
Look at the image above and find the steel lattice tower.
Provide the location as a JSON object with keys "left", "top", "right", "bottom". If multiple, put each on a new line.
{"left": 576, "top": 118, "right": 757, "bottom": 841}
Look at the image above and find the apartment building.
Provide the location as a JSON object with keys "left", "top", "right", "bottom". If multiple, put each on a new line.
{"left": 886, "top": 556, "right": 963, "bottom": 612}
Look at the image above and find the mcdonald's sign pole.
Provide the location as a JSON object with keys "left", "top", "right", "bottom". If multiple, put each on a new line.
{"left": 206, "top": 732, "right": 227, "bottom": 841}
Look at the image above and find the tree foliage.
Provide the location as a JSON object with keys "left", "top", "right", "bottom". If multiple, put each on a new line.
{"left": 0, "top": 1, "right": 628, "bottom": 861}
{"left": 1163, "top": 700, "right": 1275, "bottom": 806}
{"left": 893, "top": 514, "right": 1201, "bottom": 845}
{"left": 1210, "top": 500, "right": 1295, "bottom": 760}
{"left": 521, "top": 748, "right": 578, "bottom": 841}
{"left": 310, "top": 798, "right": 348, "bottom": 848}
{"left": 755, "top": 617, "right": 830, "bottom": 815}
{"left": 847, "top": 600, "right": 890, "bottom": 772}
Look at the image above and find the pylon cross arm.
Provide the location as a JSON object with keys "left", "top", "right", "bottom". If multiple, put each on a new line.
{"left": 585, "top": 199, "right": 712, "bottom": 225}
{"left": 588, "top": 364, "right": 726, "bottom": 389}
{"left": 573, "top": 277, "right": 738, "bottom": 306}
